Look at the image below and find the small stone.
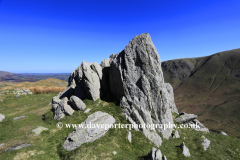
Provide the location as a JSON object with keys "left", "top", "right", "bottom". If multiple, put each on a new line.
{"left": 32, "top": 127, "right": 48, "bottom": 135}
{"left": 201, "top": 136, "right": 210, "bottom": 151}
{"left": 13, "top": 116, "right": 28, "bottom": 120}
{"left": 113, "top": 151, "right": 117, "bottom": 155}
{"left": 5, "top": 144, "right": 31, "bottom": 152}
{"left": 220, "top": 131, "right": 227, "bottom": 136}
{"left": 15, "top": 95, "right": 20, "bottom": 98}
{"left": 172, "top": 130, "right": 180, "bottom": 138}
{"left": 0, "top": 114, "right": 5, "bottom": 122}
{"left": 127, "top": 131, "right": 132, "bottom": 143}
{"left": 0, "top": 143, "right": 5, "bottom": 147}
{"left": 84, "top": 108, "right": 91, "bottom": 113}
{"left": 181, "top": 142, "right": 191, "bottom": 157}
{"left": 0, "top": 99, "right": 3, "bottom": 102}
{"left": 163, "top": 155, "right": 167, "bottom": 160}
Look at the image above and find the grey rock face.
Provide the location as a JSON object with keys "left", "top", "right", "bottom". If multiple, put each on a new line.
{"left": 172, "top": 130, "right": 180, "bottom": 138}
{"left": 164, "top": 83, "right": 178, "bottom": 114}
{"left": 0, "top": 114, "right": 5, "bottom": 122}
{"left": 5, "top": 144, "right": 31, "bottom": 152}
{"left": 175, "top": 112, "right": 197, "bottom": 123}
{"left": 109, "top": 33, "right": 176, "bottom": 144}
{"left": 70, "top": 95, "right": 86, "bottom": 111}
{"left": 181, "top": 142, "right": 191, "bottom": 157}
{"left": 201, "top": 136, "right": 210, "bottom": 151}
{"left": 52, "top": 97, "right": 75, "bottom": 120}
{"left": 68, "top": 61, "right": 101, "bottom": 101}
{"left": 147, "top": 147, "right": 162, "bottom": 160}
{"left": 32, "top": 126, "right": 48, "bottom": 135}
{"left": 63, "top": 111, "right": 115, "bottom": 151}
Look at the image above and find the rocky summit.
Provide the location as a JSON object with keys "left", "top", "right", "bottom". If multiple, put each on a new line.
{"left": 52, "top": 33, "right": 179, "bottom": 150}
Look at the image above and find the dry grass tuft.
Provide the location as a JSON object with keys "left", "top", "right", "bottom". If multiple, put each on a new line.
{"left": 29, "top": 86, "right": 65, "bottom": 94}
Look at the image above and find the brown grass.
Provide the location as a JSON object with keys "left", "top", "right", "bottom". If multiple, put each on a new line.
{"left": 29, "top": 86, "right": 65, "bottom": 94}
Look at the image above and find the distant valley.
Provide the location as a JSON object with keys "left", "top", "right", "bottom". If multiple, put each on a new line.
{"left": 162, "top": 48, "right": 240, "bottom": 138}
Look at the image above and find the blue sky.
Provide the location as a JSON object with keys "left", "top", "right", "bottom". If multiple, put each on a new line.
{"left": 0, "top": 0, "right": 240, "bottom": 73}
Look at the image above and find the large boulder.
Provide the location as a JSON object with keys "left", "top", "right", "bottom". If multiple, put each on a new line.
{"left": 52, "top": 97, "right": 74, "bottom": 120}
{"left": 70, "top": 95, "right": 86, "bottom": 111}
{"left": 109, "top": 33, "right": 176, "bottom": 144}
{"left": 63, "top": 111, "right": 115, "bottom": 151}
{"left": 68, "top": 61, "right": 101, "bottom": 101}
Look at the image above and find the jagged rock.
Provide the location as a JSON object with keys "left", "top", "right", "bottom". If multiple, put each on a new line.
{"left": 147, "top": 147, "right": 162, "bottom": 160}
{"left": 201, "top": 136, "right": 210, "bottom": 151}
{"left": 13, "top": 116, "right": 27, "bottom": 120}
{"left": 32, "top": 126, "right": 48, "bottom": 135}
{"left": 100, "top": 58, "right": 110, "bottom": 68}
{"left": 164, "top": 83, "right": 178, "bottom": 114}
{"left": 172, "top": 130, "right": 180, "bottom": 138}
{"left": 68, "top": 61, "right": 101, "bottom": 101}
{"left": 181, "top": 142, "right": 191, "bottom": 157}
{"left": 62, "top": 111, "right": 115, "bottom": 151}
{"left": 109, "top": 33, "right": 175, "bottom": 144}
{"left": 163, "top": 155, "right": 167, "bottom": 160}
{"left": 52, "top": 96, "right": 61, "bottom": 104}
{"left": 70, "top": 95, "right": 86, "bottom": 111}
{"left": 5, "top": 144, "right": 31, "bottom": 152}
{"left": 0, "top": 114, "right": 5, "bottom": 122}
{"left": 220, "top": 131, "right": 227, "bottom": 135}
{"left": 84, "top": 108, "right": 91, "bottom": 113}
{"left": 127, "top": 131, "right": 132, "bottom": 143}
{"left": 175, "top": 112, "right": 197, "bottom": 123}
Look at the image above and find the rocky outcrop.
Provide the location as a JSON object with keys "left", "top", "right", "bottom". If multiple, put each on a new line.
{"left": 63, "top": 111, "right": 115, "bottom": 151}
{"left": 175, "top": 112, "right": 209, "bottom": 133}
{"left": 109, "top": 33, "right": 176, "bottom": 145}
{"left": 50, "top": 33, "right": 178, "bottom": 147}
{"left": 147, "top": 147, "right": 162, "bottom": 160}
{"left": 68, "top": 61, "right": 101, "bottom": 101}
{"left": 52, "top": 96, "right": 78, "bottom": 120}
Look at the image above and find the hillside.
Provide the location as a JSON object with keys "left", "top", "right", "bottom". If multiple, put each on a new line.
{"left": 162, "top": 48, "right": 240, "bottom": 138}
{"left": 0, "top": 71, "right": 15, "bottom": 77}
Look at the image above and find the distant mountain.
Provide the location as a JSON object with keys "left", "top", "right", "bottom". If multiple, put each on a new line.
{"left": 0, "top": 71, "right": 15, "bottom": 77}
{"left": 162, "top": 48, "right": 240, "bottom": 138}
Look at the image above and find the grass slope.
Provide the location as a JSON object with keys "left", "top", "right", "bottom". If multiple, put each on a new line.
{"left": 162, "top": 48, "right": 240, "bottom": 138}
{"left": 0, "top": 85, "right": 240, "bottom": 159}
